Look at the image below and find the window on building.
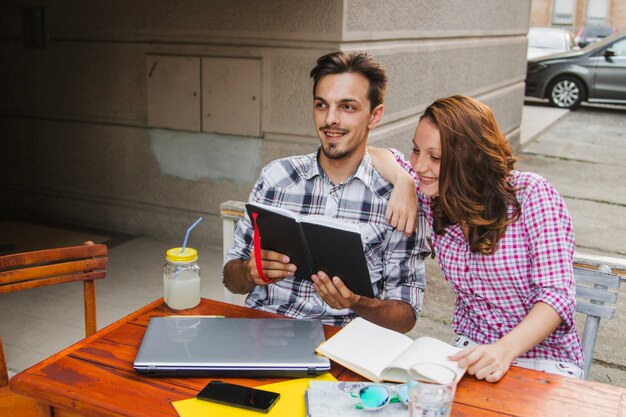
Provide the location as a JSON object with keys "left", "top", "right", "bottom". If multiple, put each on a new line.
{"left": 552, "top": 0, "right": 575, "bottom": 25}
{"left": 586, "top": 0, "right": 609, "bottom": 26}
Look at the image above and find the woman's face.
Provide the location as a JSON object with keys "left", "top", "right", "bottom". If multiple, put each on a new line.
{"left": 410, "top": 118, "right": 441, "bottom": 198}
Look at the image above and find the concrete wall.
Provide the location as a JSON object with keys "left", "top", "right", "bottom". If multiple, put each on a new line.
{"left": 0, "top": 0, "right": 530, "bottom": 246}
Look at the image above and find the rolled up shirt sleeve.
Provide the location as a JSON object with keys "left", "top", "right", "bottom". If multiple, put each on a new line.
{"left": 522, "top": 177, "right": 577, "bottom": 331}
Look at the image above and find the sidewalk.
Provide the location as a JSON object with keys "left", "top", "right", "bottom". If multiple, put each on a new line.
{"left": 1, "top": 103, "right": 625, "bottom": 388}
{"left": 519, "top": 102, "right": 569, "bottom": 146}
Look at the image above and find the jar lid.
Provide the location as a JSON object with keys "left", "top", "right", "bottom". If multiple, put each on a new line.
{"left": 166, "top": 247, "right": 198, "bottom": 262}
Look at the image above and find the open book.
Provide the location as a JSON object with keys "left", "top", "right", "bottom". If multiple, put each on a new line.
{"left": 246, "top": 202, "right": 374, "bottom": 298}
{"left": 316, "top": 317, "right": 466, "bottom": 383}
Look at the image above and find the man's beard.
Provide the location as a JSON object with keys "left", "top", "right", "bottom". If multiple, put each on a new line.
{"left": 321, "top": 142, "right": 353, "bottom": 160}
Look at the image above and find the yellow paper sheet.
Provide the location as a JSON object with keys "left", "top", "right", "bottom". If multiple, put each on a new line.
{"left": 172, "top": 373, "right": 337, "bottom": 417}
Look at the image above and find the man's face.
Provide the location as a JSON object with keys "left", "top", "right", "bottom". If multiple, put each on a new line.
{"left": 313, "top": 73, "right": 383, "bottom": 161}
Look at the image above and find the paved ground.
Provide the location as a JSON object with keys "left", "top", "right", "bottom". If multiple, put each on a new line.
{"left": 1, "top": 102, "right": 625, "bottom": 388}
{"left": 519, "top": 103, "right": 568, "bottom": 146}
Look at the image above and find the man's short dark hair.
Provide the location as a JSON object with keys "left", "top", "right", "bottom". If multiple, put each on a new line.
{"left": 309, "top": 51, "right": 388, "bottom": 112}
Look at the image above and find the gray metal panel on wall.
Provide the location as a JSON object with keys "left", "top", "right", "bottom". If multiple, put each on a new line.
{"left": 147, "top": 55, "right": 202, "bottom": 131}
{"left": 201, "top": 57, "right": 262, "bottom": 137}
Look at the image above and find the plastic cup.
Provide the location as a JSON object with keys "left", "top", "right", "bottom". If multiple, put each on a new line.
{"left": 407, "top": 362, "right": 457, "bottom": 417}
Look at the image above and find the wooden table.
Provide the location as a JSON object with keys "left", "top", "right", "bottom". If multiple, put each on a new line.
{"left": 10, "top": 298, "right": 626, "bottom": 417}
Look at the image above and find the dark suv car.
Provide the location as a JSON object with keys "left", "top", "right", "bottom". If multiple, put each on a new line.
{"left": 525, "top": 32, "right": 626, "bottom": 109}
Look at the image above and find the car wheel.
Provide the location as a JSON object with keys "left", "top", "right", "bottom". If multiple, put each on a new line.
{"left": 548, "top": 76, "right": 586, "bottom": 109}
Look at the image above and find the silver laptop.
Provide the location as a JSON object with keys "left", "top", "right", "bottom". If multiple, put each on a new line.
{"left": 133, "top": 316, "right": 331, "bottom": 377}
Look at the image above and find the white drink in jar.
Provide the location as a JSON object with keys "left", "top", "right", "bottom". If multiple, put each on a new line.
{"left": 163, "top": 270, "right": 200, "bottom": 310}
{"left": 164, "top": 247, "right": 201, "bottom": 310}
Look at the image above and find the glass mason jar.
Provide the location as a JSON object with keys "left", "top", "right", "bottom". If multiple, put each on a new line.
{"left": 163, "top": 247, "right": 201, "bottom": 310}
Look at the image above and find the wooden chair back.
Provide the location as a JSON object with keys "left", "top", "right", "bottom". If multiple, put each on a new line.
{"left": 0, "top": 243, "right": 107, "bottom": 387}
{"left": 573, "top": 265, "right": 621, "bottom": 380}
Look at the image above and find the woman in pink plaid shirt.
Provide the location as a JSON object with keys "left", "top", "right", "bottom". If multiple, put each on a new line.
{"left": 371, "top": 95, "right": 584, "bottom": 382}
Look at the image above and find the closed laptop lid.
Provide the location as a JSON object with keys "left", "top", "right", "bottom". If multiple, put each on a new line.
{"left": 133, "top": 316, "right": 331, "bottom": 377}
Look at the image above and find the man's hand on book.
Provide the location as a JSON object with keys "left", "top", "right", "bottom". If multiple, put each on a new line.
{"left": 312, "top": 271, "right": 417, "bottom": 333}
{"left": 311, "top": 271, "right": 360, "bottom": 309}
{"left": 448, "top": 342, "right": 514, "bottom": 383}
{"left": 246, "top": 249, "right": 297, "bottom": 286}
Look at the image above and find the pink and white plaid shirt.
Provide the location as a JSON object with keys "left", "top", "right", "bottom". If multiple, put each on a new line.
{"left": 397, "top": 155, "right": 583, "bottom": 367}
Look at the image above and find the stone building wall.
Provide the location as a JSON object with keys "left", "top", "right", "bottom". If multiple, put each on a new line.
{"left": 0, "top": 0, "right": 530, "bottom": 246}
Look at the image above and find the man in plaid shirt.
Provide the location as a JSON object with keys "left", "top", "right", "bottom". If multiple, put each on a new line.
{"left": 223, "top": 51, "right": 429, "bottom": 332}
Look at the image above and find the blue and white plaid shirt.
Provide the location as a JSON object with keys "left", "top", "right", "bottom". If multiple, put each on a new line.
{"left": 225, "top": 149, "right": 430, "bottom": 327}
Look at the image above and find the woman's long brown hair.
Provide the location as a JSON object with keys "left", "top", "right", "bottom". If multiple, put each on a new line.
{"left": 424, "top": 95, "right": 520, "bottom": 254}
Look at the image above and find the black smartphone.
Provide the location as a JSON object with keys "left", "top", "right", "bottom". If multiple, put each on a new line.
{"left": 197, "top": 381, "right": 280, "bottom": 413}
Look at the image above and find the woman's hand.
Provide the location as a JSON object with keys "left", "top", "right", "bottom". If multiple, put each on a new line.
{"left": 449, "top": 302, "right": 563, "bottom": 383}
{"left": 449, "top": 342, "right": 515, "bottom": 383}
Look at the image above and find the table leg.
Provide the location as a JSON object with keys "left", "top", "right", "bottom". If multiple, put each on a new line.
{"left": 36, "top": 402, "right": 52, "bottom": 417}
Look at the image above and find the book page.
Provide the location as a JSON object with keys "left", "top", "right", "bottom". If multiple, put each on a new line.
{"left": 381, "top": 337, "right": 465, "bottom": 383}
{"left": 316, "top": 318, "right": 413, "bottom": 382}
{"left": 300, "top": 215, "right": 360, "bottom": 233}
